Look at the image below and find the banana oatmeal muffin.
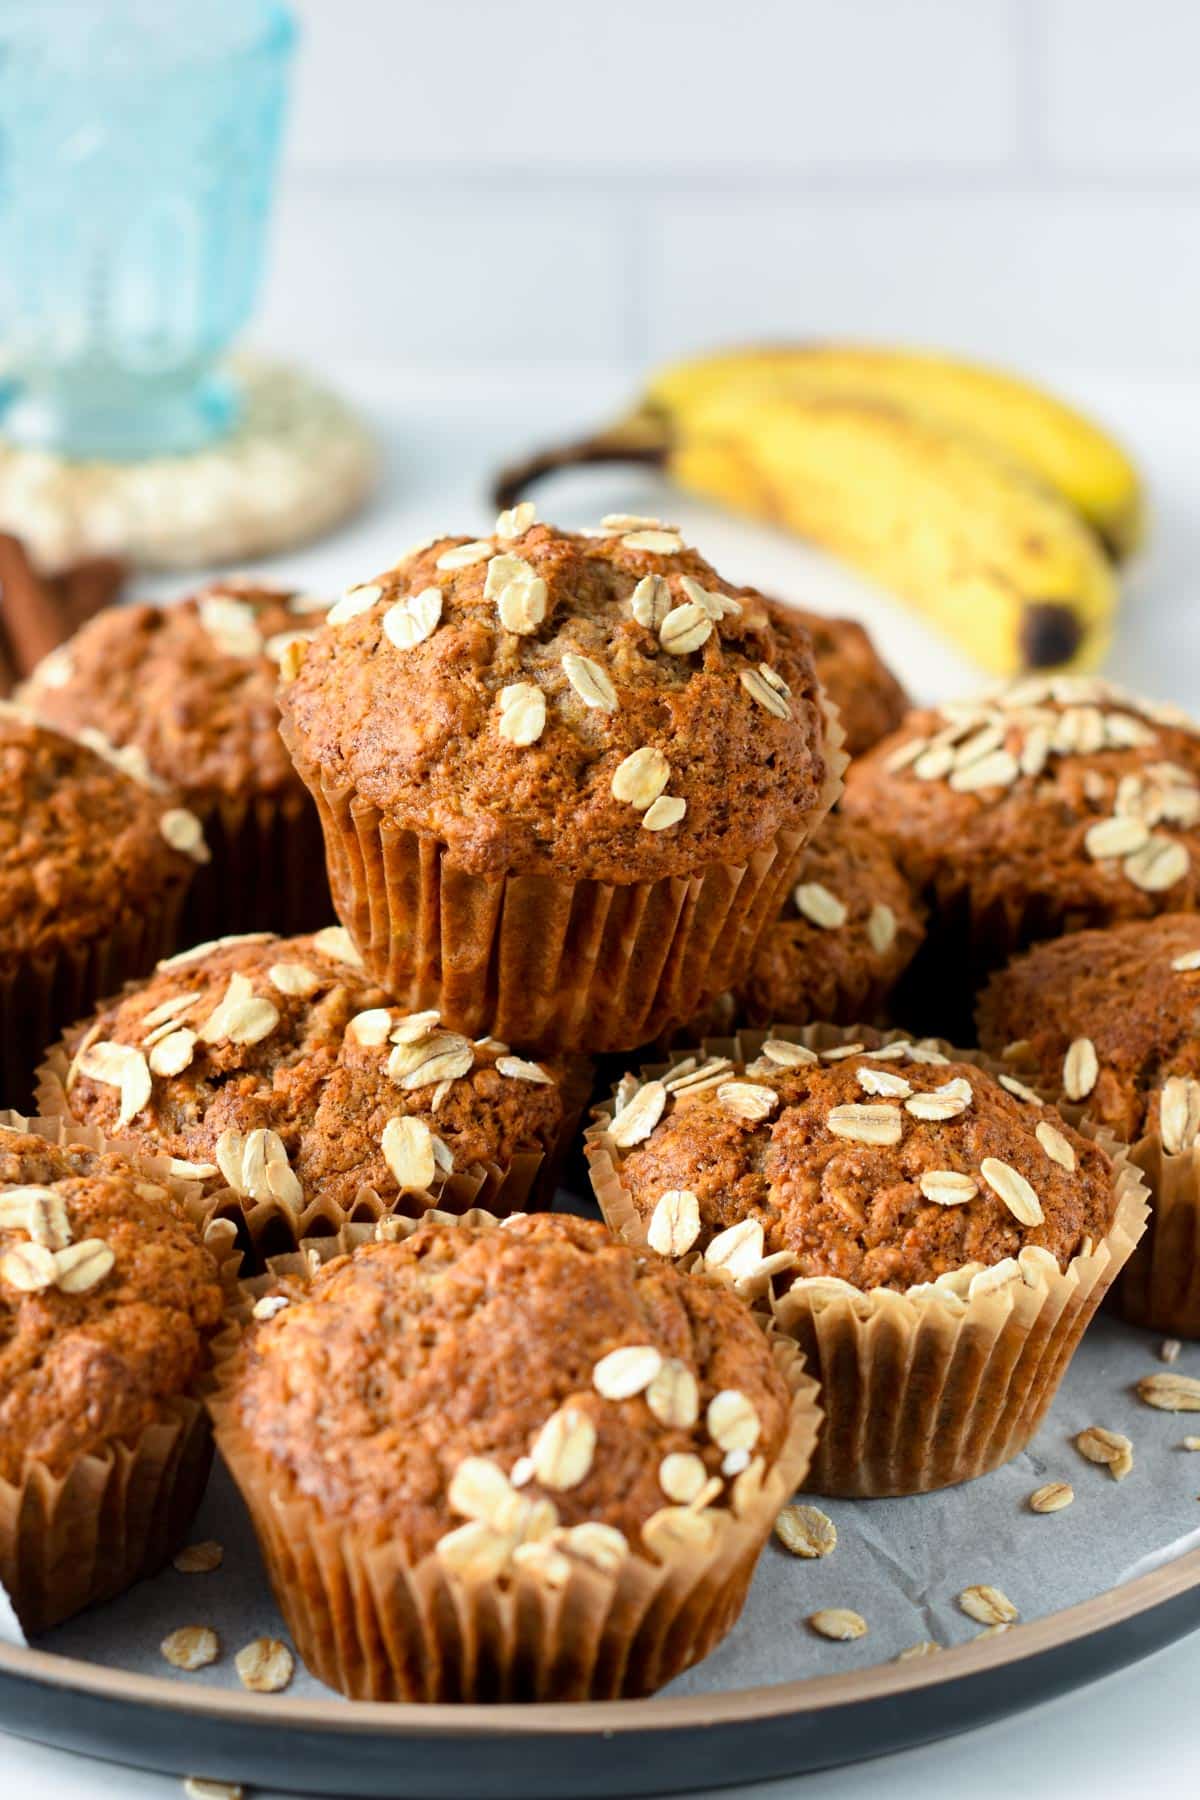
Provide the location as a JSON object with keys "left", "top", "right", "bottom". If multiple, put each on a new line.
{"left": 768, "top": 601, "right": 908, "bottom": 759}
{"left": 586, "top": 1025, "right": 1146, "bottom": 1495}
{"left": 0, "top": 1118, "right": 228, "bottom": 1631}
{"left": 978, "top": 913, "right": 1200, "bottom": 1335}
{"left": 39, "top": 928, "right": 576, "bottom": 1263}
{"left": 278, "top": 506, "right": 842, "bottom": 1051}
{"left": 0, "top": 707, "right": 205, "bottom": 1109}
{"left": 21, "top": 580, "right": 332, "bottom": 938}
{"left": 211, "top": 1211, "right": 820, "bottom": 1700}
{"left": 843, "top": 678, "right": 1200, "bottom": 1003}
{"left": 696, "top": 812, "right": 924, "bottom": 1033}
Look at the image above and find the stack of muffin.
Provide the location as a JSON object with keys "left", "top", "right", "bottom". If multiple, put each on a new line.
{"left": 4, "top": 503, "right": 1192, "bottom": 1705}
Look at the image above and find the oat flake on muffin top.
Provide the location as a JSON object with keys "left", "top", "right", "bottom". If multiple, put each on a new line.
{"left": 278, "top": 508, "right": 833, "bottom": 883}
{"left": 844, "top": 676, "right": 1200, "bottom": 923}
{"left": 22, "top": 580, "right": 330, "bottom": 808}
{"left": 0, "top": 1126, "right": 224, "bottom": 1482}
{"left": 228, "top": 1212, "right": 795, "bottom": 1568}
{"left": 977, "top": 913, "right": 1200, "bottom": 1151}
{"left": 602, "top": 1036, "right": 1115, "bottom": 1297}
{"left": 52, "top": 929, "right": 568, "bottom": 1217}
{"left": 727, "top": 812, "right": 925, "bottom": 1029}
{"left": 0, "top": 706, "right": 207, "bottom": 966}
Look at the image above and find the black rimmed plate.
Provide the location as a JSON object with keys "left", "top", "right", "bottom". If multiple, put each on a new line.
{"left": 1, "top": 1551, "right": 1198, "bottom": 1797}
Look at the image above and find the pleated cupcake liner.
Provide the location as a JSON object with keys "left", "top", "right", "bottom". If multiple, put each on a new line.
{"left": 35, "top": 1041, "right": 593, "bottom": 1272}
{"left": 584, "top": 1022, "right": 1150, "bottom": 1499}
{"left": 179, "top": 786, "right": 333, "bottom": 944}
{"left": 980, "top": 1050, "right": 1200, "bottom": 1339}
{"left": 1110, "top": 1131, "right": 1200, "bottom": 1337}
{"left": 0, "top": 1114, "right": 241, "bottom": 1633}
{"left": 209, "top": 1216, "right": 822, "bottom": 1702}
{"left": 279, "top": 700, "right": 846, "bottom": 1055}
{"left": 0, "top": 888, "right": 185, "bottom": 1114}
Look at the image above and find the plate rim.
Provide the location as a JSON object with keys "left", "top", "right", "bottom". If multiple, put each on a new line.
{"left": 5, "top": 1542, "right": 1199, "bottom": 1737}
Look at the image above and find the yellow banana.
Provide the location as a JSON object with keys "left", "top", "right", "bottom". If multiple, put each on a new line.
{"left": 669, "top": 390, "right": 1116, "bottom": 675}
{"left": 647, "top": 344, "right": 1145, "bottom": 560}
{"left": 493, "top": 344, "right": 1134, "bottom": 676}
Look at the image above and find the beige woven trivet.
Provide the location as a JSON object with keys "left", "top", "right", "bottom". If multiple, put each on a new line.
{"left": 0, "top": 356, "right": 377, "bottom": 571}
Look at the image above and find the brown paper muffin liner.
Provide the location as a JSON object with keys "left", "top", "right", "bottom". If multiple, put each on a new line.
{"left": 280, "top": 701, "right": 846, "bottom": 1055}
{"left": 210, "top": 1214, "right": 822, "bottom": 1701}
{"left": 0, "top": 891, "right": 185, "bottom": 1114}
{"left": 0, "top": 1114, "right": 241, "bottom": 1633}
{"left": 584, "top": 1023, "right": 1150, "bottom": 1499}
{"left": 1109, "top": 1131, "right": 1200, "bottom": 1336}
{"left": 180, "top": 787, "right": 332, "bottom": 944}
{"left": 982, "top": 1051, "right": 1200, "bottom": 1339}
{"left": 34, "top": 1043, "right": 594, "bottom": 1271}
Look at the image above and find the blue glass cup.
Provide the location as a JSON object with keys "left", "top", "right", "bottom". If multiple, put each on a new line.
{"left": 0, "top": 2, "right": 295, "bottom": 459}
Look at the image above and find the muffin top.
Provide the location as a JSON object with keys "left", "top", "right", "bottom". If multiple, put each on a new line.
{"left": 843, "top": 677, "right": 1200, "bottom": 924}
{"left": 731, "top": 813, "right": 924, "bottom": 1028}
{"left": 21, "top": 581, "right": 330, "bottom": 806}
{"left": 603, "top": 1037, "right": 1114, "bottom": 1295}
{"left": 279, "top": 509, "right": 833, "bottom": 882}
{"left": 769, "top": 602, "right": 908, "bottom": 759}
{"left": 0, "top": 708, "right": 206, "bottom": 966}
{"left": 977, "top": 913, "right": 1200, "bottom": 1150}
{"left": 0, "top": 1126, "right": 224, "bottom": 1481}
{"left": 226, "top": 1213, "right": 794, "bottom": 1566}
{"left": 54, "top": 930, "right": 568, "bottom": 1216}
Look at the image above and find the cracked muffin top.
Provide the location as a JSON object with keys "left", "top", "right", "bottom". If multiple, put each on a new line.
{"left": 50, "top": 929, "right": 568, "bottom": 1220}
{"left": 278, "top": 509, "right": 835, "bottom": 883}
{"left": 224, "top": 1212, "right": 795, "bottom": 1564}
{"left": 726, "top": 812, "right": 924, "bottom": 1029}
{"left": 0, "top": 1125, "right": 224, "bottom": 1481}
{"left": 977, "top": 913, "right": 1200, "bottom": 1151}
{"left": 0, "top": 708, "right": 205, "bottom": 966}
{"left": 843, "top": 677, "right": 1200, "bottom": 926}
{"left": 594, "top": 1036, "right": 1115, "bottom": 1296}
{"left": 21, "top": 580, "right": 330, "bottom": 806}
{"left": 768, "top": 601, "right": 908, "bottom": 758}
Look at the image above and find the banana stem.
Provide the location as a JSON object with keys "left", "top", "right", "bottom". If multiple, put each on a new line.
{"left": 491, "top": 410, "right": 670, "bottom": 510}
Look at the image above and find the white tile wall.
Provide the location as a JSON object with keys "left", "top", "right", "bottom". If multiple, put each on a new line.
{"left": 253, "top": 0, "right": 1200, "bottom": 373}
{"left": 1044, "top": 0, "right": 1200, "bottom": 167}
{"left": 285, "top": 0, "right": 1022, "bottom": 168}
{"left": 643, "top": 190, "right": 1200, "bottom": 371}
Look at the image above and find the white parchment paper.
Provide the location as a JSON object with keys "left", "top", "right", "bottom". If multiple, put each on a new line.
{"left": 39, "top": 1309, "right": 1200, "bottom": 1698}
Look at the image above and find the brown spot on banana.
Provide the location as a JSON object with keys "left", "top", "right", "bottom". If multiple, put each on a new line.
{"left": 1020, "top": 603, "right": 1084, "bottom": 669}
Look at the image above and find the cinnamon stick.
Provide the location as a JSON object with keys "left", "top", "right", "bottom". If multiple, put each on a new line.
{"left": 0, "top": 534, "right": 67, "bottom": 673}
{"left": 0, "top": 538, "right": 127, "bottom": 690}
{"left": 59, "top": 555, "right": 127, "bottom": 631}
{"left": 0, "top": 615, "right": 15, "bottom": 698}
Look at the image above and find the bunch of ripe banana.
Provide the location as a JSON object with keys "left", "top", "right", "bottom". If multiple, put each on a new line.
{"left": 493, "top": 345, "right": 1144, "bottom": 675}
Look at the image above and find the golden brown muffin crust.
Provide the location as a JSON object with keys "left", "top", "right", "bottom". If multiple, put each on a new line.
{"left": 732, "top": 813, "right": 924, "bottom": 1027}
{"left": 228, "top": 1213, "right": 792, "bottom": 1555}
{"left": 614, "top": 1044, "right": 1114, "bottom": 1292}
{"left": 0, "top": 709, "right": 201, "bottom": 967}
{"left": 977, "top": 913, "right": 1200, "bottom": 1145}
{"left": 279, "top": 517, "right": 832, "bottom": 883}
{"left": 844, "top": 678, "right": 1200, "bottom": 928}
{"left": 769, "top": 601, "right": 908, "bottom": 758}
{"left": 56, "top": 930, "right": 568, "bottom": 1215}
{"left": 21, "top": 582, "right": 329, "bottom": 806}
{"left": 0, "top": 1128, "right": 224, "bottom": 1482}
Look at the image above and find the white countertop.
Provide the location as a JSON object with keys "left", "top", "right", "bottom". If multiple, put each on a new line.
{"left": 4, "top": 358, "right": 1199, "bottom": 1799}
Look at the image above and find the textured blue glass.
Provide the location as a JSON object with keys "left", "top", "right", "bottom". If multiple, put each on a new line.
{"left": 0, "top": 2, "right": 296, "bottom": 458}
